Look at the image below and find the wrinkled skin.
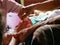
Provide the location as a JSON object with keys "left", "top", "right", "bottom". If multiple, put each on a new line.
{"left": 2, "top": 0, "right": 60, "bottom": 45}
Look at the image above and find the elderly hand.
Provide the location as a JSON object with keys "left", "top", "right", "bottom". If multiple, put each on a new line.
{"left": 19, "top": 5, "right": 34, "bottom": 20}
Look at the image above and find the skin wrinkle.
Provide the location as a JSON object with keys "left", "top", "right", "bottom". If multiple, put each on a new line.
{"left": 1, "top": 0, "right": 60, "bottom": 45}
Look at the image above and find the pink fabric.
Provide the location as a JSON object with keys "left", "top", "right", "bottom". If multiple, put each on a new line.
{"left": 0, "top": 0, "right": 24, "bottom": 29}
{"left": 6, "top": 12, "right": 22, "bottom": 29}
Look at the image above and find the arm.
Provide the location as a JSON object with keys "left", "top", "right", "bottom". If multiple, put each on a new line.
{"left": 26, "top": 15, "right": 60, "bottom": 33}
{"left": 17, "top": 15, "right": 60, "bottom": 42}
{"left": 20, "top": 0, "right": 57, "bottom": 19}
{"left": 6, "top": 0, "right": 24, "bottom": 13}
{"left": 1, "top": 0, "right": 25, "bottom": 19}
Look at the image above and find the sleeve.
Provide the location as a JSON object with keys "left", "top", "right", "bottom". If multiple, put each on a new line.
{"left": 2, "top": 0, "right": 24, "bottom": 14}
{"left": 7, "top": 0, "right": 24, "bottom": 13}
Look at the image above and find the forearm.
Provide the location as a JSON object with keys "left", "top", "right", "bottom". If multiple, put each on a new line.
{"left": 21, "top": 0, "right": 56, "bottom": 19}
{"left": 6, "top": 0, "right": 24, "bottom": 12}
{"left": 2, "top": 0, "right": 23, "bottom": 10}
{"left": 25, "top": 15, "right": 60, "bottom": 36}
{"left": 25, "top": 0, "right": 56, "bottom": 11}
